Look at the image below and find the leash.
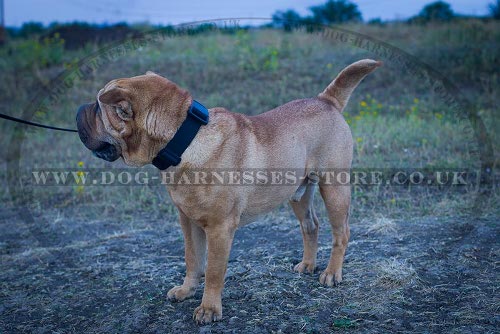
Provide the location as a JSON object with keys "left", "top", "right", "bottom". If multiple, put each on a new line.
{"left": 0, "top": 112, "right": 78, "bottom": 132}
{"left": 0, "top": 99, "right": 208, "bottom": 171}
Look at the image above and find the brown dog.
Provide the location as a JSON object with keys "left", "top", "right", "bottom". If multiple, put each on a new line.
{"left": 76, "top": 59, "right": 381, "bottom": 324}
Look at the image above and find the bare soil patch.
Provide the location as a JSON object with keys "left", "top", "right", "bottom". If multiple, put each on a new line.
{"left": 0, "top": 205, "right": 498, "bottom": 333}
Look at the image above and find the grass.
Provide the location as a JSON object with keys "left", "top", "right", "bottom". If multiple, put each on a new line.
{"left": 1, "top": 21, "right": 497, "bottom": 220}
{"left": 376, "top": 257, "right": 418, "bottom": 288}
{"left": 0, "top": 20, "right": 499, "bottom": 333}
{"left": 365, "top": 216, "right": 398, "bottom": 235}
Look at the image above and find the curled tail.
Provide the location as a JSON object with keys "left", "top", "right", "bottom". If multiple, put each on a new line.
{"left": 318, "top": 59, "right": 382, "bottom": 112}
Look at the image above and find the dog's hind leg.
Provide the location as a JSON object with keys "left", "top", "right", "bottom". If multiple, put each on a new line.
{"left": 318, "top": 184, "right": 351, "bottom": 286}
{"left": 290, "top": 182, "right": 319, "bottom": 274}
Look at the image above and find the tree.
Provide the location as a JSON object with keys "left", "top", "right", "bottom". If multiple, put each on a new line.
{"left": 489, "top": 0, "right": 500, "bottom": 19}
{"left": 272, "top": 9, "right": 302, "bottom": 31}
{"left": 18, "top": 22, "right": 45, "bottom": 38}
{"left": 309, "top": 0, "right": 362, "bottom": 24}
{"left": 417, "top": 1, "right": 454, "bottom": 22}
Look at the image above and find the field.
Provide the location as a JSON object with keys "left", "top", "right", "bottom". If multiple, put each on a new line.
{"left": 0, "top": 20, "right": 499, "bottom": 333}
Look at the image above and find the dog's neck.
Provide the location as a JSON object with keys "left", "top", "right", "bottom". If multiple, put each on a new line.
{"left": 175, "top": 109, "right": 225, "bottom": 171}
{"left": 151, "top": 98, "right": 212, "bottom": 171}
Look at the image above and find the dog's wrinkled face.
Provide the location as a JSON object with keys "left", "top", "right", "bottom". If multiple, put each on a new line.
{"left": 76, "top": 72, "right": 191, "bottom": 166}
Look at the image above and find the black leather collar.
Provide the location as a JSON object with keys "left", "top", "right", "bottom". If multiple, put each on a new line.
{"left": 152, "top": 100, "right": 209, "bottom": 170}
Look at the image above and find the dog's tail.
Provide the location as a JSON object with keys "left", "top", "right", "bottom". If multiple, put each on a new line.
{"left": 319, "top": 59, "right": 382, "bottom": 112}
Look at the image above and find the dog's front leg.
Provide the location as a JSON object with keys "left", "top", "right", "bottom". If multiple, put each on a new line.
{"left": 168, "top": 212, "right": 207, "bottom": 301}
{"left": 193, "top": 220, "right": 237, "bottom": 324}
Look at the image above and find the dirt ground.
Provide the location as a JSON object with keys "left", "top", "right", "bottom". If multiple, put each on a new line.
{"left": 0, "top": 203, "right": 498, "bottom": 333}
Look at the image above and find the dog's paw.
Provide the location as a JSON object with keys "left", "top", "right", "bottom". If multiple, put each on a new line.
{"left": 293, "top": 261, "right": 316, "bottom": 274}
{"left": 319, "top": 269, "right": 342, "bottom": 287}
{"left": 167, "top": 285, "right": 196, "bottom": 302}
{"left": 193, "top": 303, "right": 222, "bottom": 324}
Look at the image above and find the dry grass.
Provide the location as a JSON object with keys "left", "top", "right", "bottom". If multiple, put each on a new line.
{"left": 376, "top": 258, "right": 418, "bottom": 288}
{"left": 0, "top": 21, "right": 498, "bottom": 333}
{"left": 1, "top": 204, "right": 498, "bottom": 332}
{"left": 365, "top": 216, "right": 398, "bottom": 235}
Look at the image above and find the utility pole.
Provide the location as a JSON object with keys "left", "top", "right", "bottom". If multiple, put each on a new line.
{"left": 0, "top": 0, "right": 4, "bottom": 45}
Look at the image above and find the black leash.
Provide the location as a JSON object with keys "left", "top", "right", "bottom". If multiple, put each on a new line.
{"left": 0, "top": 113, "right": 77, "bottom": 132}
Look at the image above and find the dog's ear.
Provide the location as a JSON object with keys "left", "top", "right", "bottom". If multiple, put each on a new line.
{"left": 145, "top": 70, "right": 158, "bottom": 76}
{"left": 99, "top": 87, "right": 133, "bottom": 120}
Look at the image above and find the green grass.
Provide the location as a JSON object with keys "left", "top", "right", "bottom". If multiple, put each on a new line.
{"left": 0, "top": 22, "right": 499, "bottom": 333}
{"left": 0, "top": 21, "right": 498, "bottom": 219}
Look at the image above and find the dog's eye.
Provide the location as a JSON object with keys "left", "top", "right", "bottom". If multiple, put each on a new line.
{"left": 115, "top": 106, "right": 129, "bottom": 120}
{"left": 112, "top": 102, "right": 133, "bottom": 120}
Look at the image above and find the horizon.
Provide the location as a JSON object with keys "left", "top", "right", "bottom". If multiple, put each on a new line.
{"left": 5, "top": 0, "right": 494, "bottom": 27}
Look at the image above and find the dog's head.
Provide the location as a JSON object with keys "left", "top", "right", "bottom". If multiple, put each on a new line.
{"left": 76, "top": 72, "right": 192, "bottom": 166}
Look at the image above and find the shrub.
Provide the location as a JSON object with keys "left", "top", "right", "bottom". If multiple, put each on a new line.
{"left": 2, "top": 34, "right": 65, "bottom": 70}
{"left": 18, "top": 22, "right": 45, "bottom": 38}
{"left": 309, "top": 0, "right": 362, "bottom": 24}
{"left": 47, "top": 22, "right": 142, "bottom": 50}
{"left": 235, "top": 30, "right": 280, "bottom": 72}
{"left": 489, "top": 0, "right": 500, "bottom": 19}
{"left": 272, "top": 10, "right": 302, "bottom": 31}
{"left": 409, "top": 1, "right": 455, "bottom": 23}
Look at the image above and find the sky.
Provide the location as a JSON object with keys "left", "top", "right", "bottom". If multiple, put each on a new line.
{"left": 4, "top": 0, "right": 494, "bottom": 27}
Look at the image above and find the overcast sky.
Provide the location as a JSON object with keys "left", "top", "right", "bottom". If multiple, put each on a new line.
{"left": 4, "top": 0, "right": 493, "bottom": 27}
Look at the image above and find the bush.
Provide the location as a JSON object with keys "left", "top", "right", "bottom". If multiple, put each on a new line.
{"left": 18, "top": 22, "right": 45, "bottom": 38}
{"left": 309, "top": 0, "right": 362, "bottom": 24}
{"left": 490, "top": 0, "right": 500, "bottom": 19}
{"left": 47, "top": 22, "right": 142, "bottom": 50}
{"left": 410, "top": 1, "right": 455, "bottom": 23}
{"left": 1, "top": 34, "right": 65, "bottom": 71}
{"left": 271, "top": 0, "right": 363, "bottom": 32}
{"left": 272, "top": 10, "right": 302, "bottom": 31}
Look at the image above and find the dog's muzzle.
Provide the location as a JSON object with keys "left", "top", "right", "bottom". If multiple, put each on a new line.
{"left": 76, "top": 102, "right": 120, "bottom": 162}
{"left": 92, "top": 142, "right": 119, "bottom": 162}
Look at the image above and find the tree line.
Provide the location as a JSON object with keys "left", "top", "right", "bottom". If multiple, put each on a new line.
{"left": 271, "top": 0, "right": 500, "bottom": 30}
{"left": 2, "top": 0, "right": 499, "bottom": 48}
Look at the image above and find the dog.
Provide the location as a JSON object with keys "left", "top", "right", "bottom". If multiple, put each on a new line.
{"left": 76, "top": 59, "right": 381, "bottom": 324}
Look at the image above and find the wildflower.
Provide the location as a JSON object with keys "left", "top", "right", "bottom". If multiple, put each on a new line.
{"left": 326, "top": 63, "right": 332, "bottom": 69}
{"left": 356, "top": 137, "right": 363, "bottom": 143}
{"left": 390, "top": 198, "right": 396, "bottom": 205}
{"left": 78, "top": 161, "right": 84, "bottom": 168}
{"left": 75, "top": 170, "right": 85, "bottom": 185}
{"left": 76, "top": 185, "right": 84, "bottom": 195}
{"left": 435, "top": 113, "right": 443, "bottom": 120}
{"left": 413, "top": 98, "right": 419, "bottom": 103}
{"left": 360, "top": 101, "right": 367, "bottom": 107}
{"left": 35, "top": 110, "right": 46, "bottom": 117}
